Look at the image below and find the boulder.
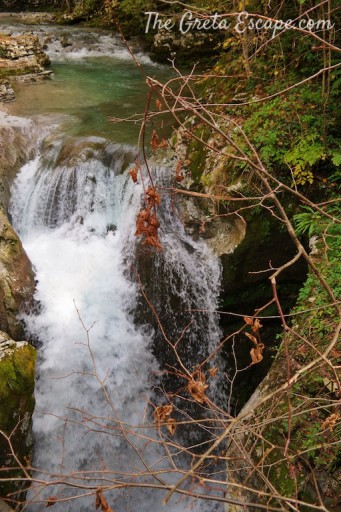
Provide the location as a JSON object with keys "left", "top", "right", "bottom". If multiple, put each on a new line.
{"left": 0, "top": 207, "right": 35, "bottom": 340}
{"left": 0, "top": 32, "right": 50, "bottom": 79}
{"left": 0, "top": 332, "right": 36, "bottom": 503}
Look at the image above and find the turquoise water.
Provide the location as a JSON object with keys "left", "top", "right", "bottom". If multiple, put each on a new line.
{"left": 9, "top": 56, "right": 173, "bottom": 144}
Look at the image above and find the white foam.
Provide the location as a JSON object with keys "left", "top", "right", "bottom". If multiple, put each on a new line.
{"left": 10, "top": 135, "right": 223, "bottom": 511}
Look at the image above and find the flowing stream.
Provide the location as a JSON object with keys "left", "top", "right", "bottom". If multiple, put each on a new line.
{"left": 6, "top": 20, "right": 223, "bottom": 511}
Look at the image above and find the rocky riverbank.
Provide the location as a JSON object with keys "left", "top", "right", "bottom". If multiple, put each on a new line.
{"left": 0, "top": 27, "right": 45, "bottom": 504}
{"left": 0, "top": 111, "right": 37, "bottom": 504}
{"left": 0, "top": 31, "right": 52, "bottom": 102}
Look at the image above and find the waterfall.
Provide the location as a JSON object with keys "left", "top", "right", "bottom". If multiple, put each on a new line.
{"left": 10, "top": 130, "right": 223, "bottom": 511}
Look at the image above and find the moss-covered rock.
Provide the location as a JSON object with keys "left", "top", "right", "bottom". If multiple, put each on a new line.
{"left": 0, "top": 333, "right": 36, "bottom": 503}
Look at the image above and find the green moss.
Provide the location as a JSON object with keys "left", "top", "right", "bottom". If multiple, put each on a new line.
{"left": 0, "top": 345, "right": 36, "bottom": 431}
{"left": 0, "top": 345, "right": 36, "bottom": 500}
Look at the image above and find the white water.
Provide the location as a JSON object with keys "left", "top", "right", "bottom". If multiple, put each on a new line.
{"left": 10, "top": 129, "right": 223, "bottom": 511}
{"left": 43, "top": 31, "right": 156, "bottom": 66}
{"left": 0, "top": 22, "right": 156, "bottom": 65}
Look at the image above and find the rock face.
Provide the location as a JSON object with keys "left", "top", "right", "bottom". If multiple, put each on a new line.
{"left": 0, "top": 207, "right": 36, "bottom": 340}
{"left": 0, "top": 32, "right": 50, "bottom": 81}
{"left": 179, "top": 195, "right": 246, "bottom": 256}
{"left": 0, "top": 111, "right": 36, "bottom": 210}
{"left": 0, "top": 112, "right": 36, "bottom": 340}
{"left": 0, "top": 330, "right": 28, "bottom": 360}
{"left": 151, "top": 27, "right": 222, "bottom": 63}
{"left": 0, "top": 332, "right": 36, "bottom": 503}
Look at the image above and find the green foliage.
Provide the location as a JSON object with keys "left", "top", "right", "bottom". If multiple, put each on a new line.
{"left": 240, "top": 85, "right": 339, "bottom": 185}
{"left": 331, "top": 151, "right": 341, "bottom": 167}
{"left": 294, "top": 210, "right": 341, "bottom": 340}
{"left": 294, "top": 204, "right": 341, "bottom": 237}
{"left": 285, "top": 134, "right": 325, "bottom": 186}
{"left": 293, "top": 206, "right": 323, "bottom": 237}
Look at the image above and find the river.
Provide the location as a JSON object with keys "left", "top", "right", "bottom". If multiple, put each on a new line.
{"left": 3, "top": 19, "right": 224, "bottom": 512}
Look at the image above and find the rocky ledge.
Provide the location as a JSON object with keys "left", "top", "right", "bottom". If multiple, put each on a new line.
{"left": 0, "top": 32, "right": 52, "bottom": 100}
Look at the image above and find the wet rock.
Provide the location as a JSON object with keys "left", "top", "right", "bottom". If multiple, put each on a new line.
{"left": 0, "top": 330, "right": 28, "bottom": 359}
{"left": 0, "top": 82, "right": 15, "bottom": 102}
{"left": 13, "top": 69, "right": 53, "bottom": 82}
{"left": 0, "top": 333, "right": 36, "bottom": 503}
{"left": 179, "top": 195, "right": 246, "bottom": 256}
{"left": 0, "top": 32, "right": 50, "bottom": 80}
{"left": 0, "top": 207, "right": 36, "bottom": 340}
{"left": 0, "top": 111, "right": 36, "bottom": 211}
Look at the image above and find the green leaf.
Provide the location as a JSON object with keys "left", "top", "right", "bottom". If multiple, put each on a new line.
{"left": 332, "top": 152, "right": 341, "bottom": 166}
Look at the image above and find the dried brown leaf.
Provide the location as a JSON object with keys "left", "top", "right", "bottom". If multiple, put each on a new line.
{"left": 155, "top": 99, "right": 162, "bottom": 111}
{"left": 166, "top": 418, "right": 177, "bottom": 435}
{"left": 250, "top": 343, "right": 265, "bottom": 365}
{"left": 144, "top": 234, "right": 162, "bottom": 250}
{"left": 96, "top": 489, "right": 113, "bottom": 512}
{"left": 146, "top": 186, "right": 161, "bottom": 207}
{"left": 245, "top": 332, "right": 258, "bottom": 345}
{"left": 208, "top": 367, "right": 218, "bottom": 378}
{"left": 154, "top": 404, "right": 173, "bottom": 423}
{"left": 252, "top": 318, "right": 263, "bottom": 332}
{"left": 244, "top": 317, "right": 253, "bottom": 326}
{"left": 321, "top": 412, "right": 340, "bottom": 431}
{"left": 187, "top": 372, "right": 208, "bottom": 404}
{"left": 148, "top": 213, "right": 160, "bottom": 229}
{"left": 135, "top": 208, "right": 150, "bottom": 237}
{"left": 151, "top": 130, "right": 159, "bottom": 150}
{"left": 129, "top": 166, "right": 139, "bottom": 183}
{"left": 158, "top": 138, "right": 168, "bottom": 148}
{"left": 46, "top": 496, "right": 57, "bottom": 507}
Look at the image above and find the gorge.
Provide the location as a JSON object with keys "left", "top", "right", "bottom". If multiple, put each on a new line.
{"left": 0, "top": 6, "right": 339, "bottom": 512}
{"left": 1, "top": 18, "right": 226, "bottom": 512}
